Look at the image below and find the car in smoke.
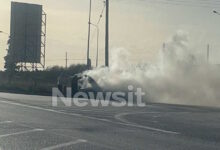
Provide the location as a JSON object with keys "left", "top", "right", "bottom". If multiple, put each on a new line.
{"left": 57, "top": 73, "right": 103, "bottom": 97}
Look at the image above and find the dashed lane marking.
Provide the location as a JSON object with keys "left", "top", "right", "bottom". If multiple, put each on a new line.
{"left": 0, "top": 121, "right": 13, "bottom": 124}
{"left": 0, "top": 129, "right": 44, "bottom": 138}
{"left": 41, "top": 139, "right": 87, "bottom": 150}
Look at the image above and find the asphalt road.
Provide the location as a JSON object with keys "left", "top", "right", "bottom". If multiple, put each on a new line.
{"left": 0, "top": 93, "right": 219, "bottom": 150}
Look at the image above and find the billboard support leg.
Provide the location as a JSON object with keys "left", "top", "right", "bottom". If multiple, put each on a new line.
{"left": 41, "top": 11, "right": 46, "bottom": 70}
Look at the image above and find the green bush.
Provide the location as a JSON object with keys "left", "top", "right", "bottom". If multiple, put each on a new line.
{"left": 0, "top": 64, "right": 88, "bottom": 96}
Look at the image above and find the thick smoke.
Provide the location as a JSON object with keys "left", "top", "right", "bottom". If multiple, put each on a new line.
{"left": 86, "top": 31, "right": 220, "bottom": 107}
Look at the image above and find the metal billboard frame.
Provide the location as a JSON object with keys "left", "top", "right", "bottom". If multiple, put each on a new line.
{"left": 18, "top": 10, "right": 46, "bottom": 71}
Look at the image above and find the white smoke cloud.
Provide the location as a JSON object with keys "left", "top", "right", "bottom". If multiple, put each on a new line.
{"left": 86, "top": 30, "right": 220, "bottom": 107}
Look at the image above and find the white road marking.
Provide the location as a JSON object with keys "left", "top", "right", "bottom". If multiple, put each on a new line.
{"left": 41, "top": 139, "right": 87, "bottom": 150}
{"left": 0, "top": 121, "right": 13, "bottom": 124}
{"left": 0, "top": 99, "right": 109, "bottom": 122}
{"left": 153, "top": 115, "right": 160, "bottom": 118}
{"left": 115, "top": 112, "right": 179, "bottom": 134}
{"left": 0, "top": 99, "right": 179, "bottom": 135}
{"left": 115, "top": 112, "right": 159, "bottom": 124}
{"left": 115, "top": 113, "right": 133, "bottom": 124}
{"left": 0, "top": 129, "right": 44, "bottom": 138}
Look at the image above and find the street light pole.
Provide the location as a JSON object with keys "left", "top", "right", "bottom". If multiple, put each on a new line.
{"left": 91, "top": 23, "right": 99, "bottom": 67}
{"left": 0, "top": 31, "right": 9, "bottom": 35}
{"left": 0, "top": 31, "right": 10, "bottom": 45}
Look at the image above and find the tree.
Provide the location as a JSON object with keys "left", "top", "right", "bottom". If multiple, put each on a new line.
{"left": 4, "top": 37, "right": 18, "bottom": 72}
{"left": 4, "top": 51, "right": 18, "bottom": 72}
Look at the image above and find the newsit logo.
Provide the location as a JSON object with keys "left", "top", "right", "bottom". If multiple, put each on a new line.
{"left": 52, "top": 85, "right": 146, "bottom": 107}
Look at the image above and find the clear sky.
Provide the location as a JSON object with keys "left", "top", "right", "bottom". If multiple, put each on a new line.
{"left": 0, "top": 0, "right": 220, "bottom": 69}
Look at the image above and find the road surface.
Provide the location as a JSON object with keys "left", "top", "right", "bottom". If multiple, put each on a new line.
{"left": 0, "top": 92, "right": 219, "bottom": 150}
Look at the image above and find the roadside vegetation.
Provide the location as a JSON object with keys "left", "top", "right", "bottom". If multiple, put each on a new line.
{"left": 0, "top": 64, "right": 88, "bottom": 96}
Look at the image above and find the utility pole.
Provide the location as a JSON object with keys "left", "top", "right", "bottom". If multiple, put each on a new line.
{"left": 66, "top": 52, "right": 68, "bottom": 69}
{"left": 105, "top": 0, "right": 109, "bottom": 67}
{"left": 207, "top": 44, "right": 210, "bottom": 64}
{"left": 96, "top": 26, "right": 99, "bottom": 67}
{"left": 87, "top": 0, "right": 92, "bottom": 68}
{"left": 95, "top": 25, "right": 99, "bottom": 67}
{"left": 162, "top": 43, "right": 166, "bottom": 66}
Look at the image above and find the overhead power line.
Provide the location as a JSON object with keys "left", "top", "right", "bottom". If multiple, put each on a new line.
{"left": 144, "top": 0, "right": 220, "bottom": 8}
{"left": 164, "top": 0, "right": 220, "bottom": 6}
{"left": 47, "top": 58, "right": 87, "bottom": 62}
